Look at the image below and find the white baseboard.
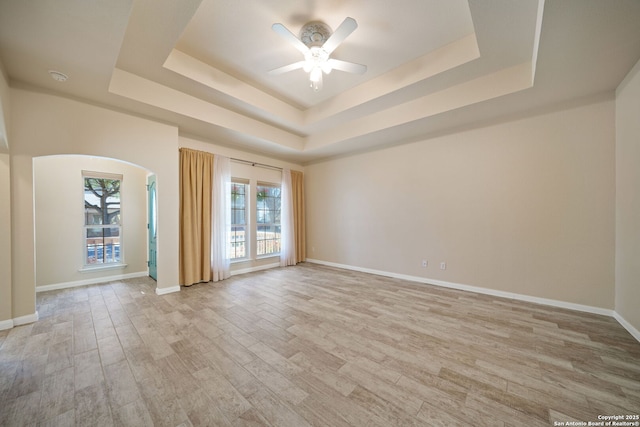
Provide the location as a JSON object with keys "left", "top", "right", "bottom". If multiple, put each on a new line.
{"left": 231, "top": 262, "right": 281, "bottom": 276}
{"left": 155, "top": 285, "right": 181, "bottom": 296}
{"left": 0, "top": 319, "right": 14, "bottom": 331}
{"left": 36, "top": 271, "right": 149, "bottom": 293}
{"left": 613, "top": 312, "right": 640, "bottom": 343}
{"left": 13, "top": 311, "right": 39, "bottom": 326}
{"left": 0, "top": 312, "right": 39, "bottom": 330}
{"left": 305, "top": 259, "right": 615, "bottom": 317}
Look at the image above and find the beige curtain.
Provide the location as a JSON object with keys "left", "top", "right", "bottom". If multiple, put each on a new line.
{"left": 179, "top": 148, "right": 213, "bottom": 286}
{"left": 291, "top": 170, "right": 306, "bottom": 262}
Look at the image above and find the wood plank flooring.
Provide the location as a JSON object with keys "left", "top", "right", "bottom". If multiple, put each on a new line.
{"left": 1, "top": 263, "right": 639, "bottom": 426}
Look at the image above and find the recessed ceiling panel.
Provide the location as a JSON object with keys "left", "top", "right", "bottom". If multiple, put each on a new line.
{"left": 175, "top": 0, "right": 475, "bottom": 107}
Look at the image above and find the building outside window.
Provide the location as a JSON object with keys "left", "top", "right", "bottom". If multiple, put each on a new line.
{"left": 83, "top": 172, "right": 122, "bottom": 266}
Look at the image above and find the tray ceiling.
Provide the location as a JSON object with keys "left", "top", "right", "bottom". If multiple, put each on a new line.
{"left": 1, "top": 0, "right": 639, "bottom": 162}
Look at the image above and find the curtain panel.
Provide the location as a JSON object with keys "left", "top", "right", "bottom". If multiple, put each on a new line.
{"left": 211, "top": 155, "right": 231, "bottom": 282}
{"left": 291, "top": 170, "right": 306, "bottom": 263}
{"left": 280, "top": 169, "right": 296, "bottom": 266}
{"left": 179, "top": 148, "right": 213, "bottom": 286}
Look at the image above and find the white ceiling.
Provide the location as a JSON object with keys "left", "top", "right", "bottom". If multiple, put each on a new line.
{"left": 1, "top": 0, "right": 639, "bottom": 163}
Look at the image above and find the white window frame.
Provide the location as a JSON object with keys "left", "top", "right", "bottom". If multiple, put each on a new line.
{"left": 82, "top": 171, "right": 124, "bottom": 269}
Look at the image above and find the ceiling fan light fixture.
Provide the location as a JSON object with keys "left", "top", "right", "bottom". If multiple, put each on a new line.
{"left": 270, "top": 17, "right": 366, "bottom": 92}
{"left": 304, "top": 47, "right": 332, "bottom": 88}
{"left": 305, "top": 47, "right": 328, "bottom": 66}
{"left": 309, "top": 66, "right": 323, "bottom": 83}
{"left": 310, "top": 70, "right": 323, "bottom": 92}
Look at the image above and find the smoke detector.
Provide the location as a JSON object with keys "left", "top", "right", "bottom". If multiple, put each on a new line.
{"left": 48, "top": 70, "right": 68, "bottom": 82}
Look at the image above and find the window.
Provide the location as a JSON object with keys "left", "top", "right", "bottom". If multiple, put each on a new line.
{"left": 83, "top": 172, "right": 122, "bottom": 266}
{"left": 256, "top": 183, "right": 281, "bottom": 256}
{"left": 230, "top": 181, "right": 248, "bottom": 259}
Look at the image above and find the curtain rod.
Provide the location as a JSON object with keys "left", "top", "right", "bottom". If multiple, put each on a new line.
{"left": 179, "top": 148, "right": 284, "bottom": 171}
{"left": 231, "top": 157, "right": 283, "bottom": 171}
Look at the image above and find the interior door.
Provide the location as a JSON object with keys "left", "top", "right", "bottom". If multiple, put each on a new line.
{"left": 147, "top": 174, "right": 158, "bottom": 280}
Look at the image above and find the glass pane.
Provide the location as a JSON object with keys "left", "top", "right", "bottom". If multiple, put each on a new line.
{"left": 232, "top": 208, "right": 245, "bottom": 225}
{"left": 229, "top": 226, "right": 246, "bottom": 259}
{"left": 84, "top": 178, "right": 121, "bottom": 226}
{"left": 232, "top": 193, "right": 245, "bottom": 207}
{"left": 231, "top": 183, "right": 247, "bottom": 226}
{"left": 257, "top": 208, "right": 266, "bottom": 224}
{"left": 150, "top": 186, "right": 157, "bottom": 238}
{"left": 256, "top": 224, "right": 280, "bottom": 256}
{"left": 267, "top": 197, "right": 276, "bottom": 212}
{"left": 256, "top": 184, "right": 281, "bottom": 228}
{"left": 256, "top": 240, "right": 265, "bottom": 255}
{"left": 86, "top": 227, "right": 121, "bottom": 264}
{"left": 234, "top": 241, "right": 245, "bottom": 258}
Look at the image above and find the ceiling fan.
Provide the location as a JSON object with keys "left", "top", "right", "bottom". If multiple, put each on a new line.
{"left": 269, "top": 17, "right": 367, "bottom": 92}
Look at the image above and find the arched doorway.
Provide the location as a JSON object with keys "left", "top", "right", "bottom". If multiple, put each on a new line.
{"left": 33, "top": 155, "right": 156, "bottom": 290}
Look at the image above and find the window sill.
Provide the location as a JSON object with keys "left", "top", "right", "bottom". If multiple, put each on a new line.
{"left": 79, "top": 263, "right": 128, "bottom": 273}
{"left": 231, "top": 255, "right": 280, "bottom": 264}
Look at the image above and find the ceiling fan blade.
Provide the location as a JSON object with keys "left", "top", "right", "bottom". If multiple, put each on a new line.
{"left": 268, "top": 61, "right": 306, "bottom": 75}
{"left": 272, "top": 23, "right": 309, "bottom": 55}
{"left": 322, "top": 17, "right": 358, "bottom": 55}
{"left": 328, "top": 58, "right": 367, "bottom": 74}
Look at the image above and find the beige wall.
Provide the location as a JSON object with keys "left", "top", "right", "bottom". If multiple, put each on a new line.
{"left": 305, "top": 99, "right": 616, "bottom": 309}
{"left": 0, "top": 64, "right": 11, "bottom": 327}
{"left": 0, "top": 153, "right": 12, "bottom": 327}
{"left": 10, "top": 88, "right": 179, "bottom": 320}
{"left": 34, "top": 156, "right": 149, "bottom": 288}
{"left": 0, "top": 59, "right": 9, "bottom": 152}
{"left": 615, "top": 59, "right": 640, "bottom": 333}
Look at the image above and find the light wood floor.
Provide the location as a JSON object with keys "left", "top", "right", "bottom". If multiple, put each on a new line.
{"left": 1, "top": 263, "right": 639, "bottom": 426}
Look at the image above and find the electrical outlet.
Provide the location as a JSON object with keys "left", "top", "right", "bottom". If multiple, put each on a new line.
{"left": 440, "top": 262, "right": 446, "bottom": 270}
{"left": 421, "top": 260, "right": 428, "bottom": 268}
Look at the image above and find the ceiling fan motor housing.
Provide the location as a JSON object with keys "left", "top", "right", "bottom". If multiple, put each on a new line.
{"left": 299, "top": 21, "right": 332, "bottom": 48}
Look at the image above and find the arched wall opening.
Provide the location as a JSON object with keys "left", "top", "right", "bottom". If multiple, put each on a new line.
{"left": 33, "top": 155, "right": 153, "bottom": 291}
